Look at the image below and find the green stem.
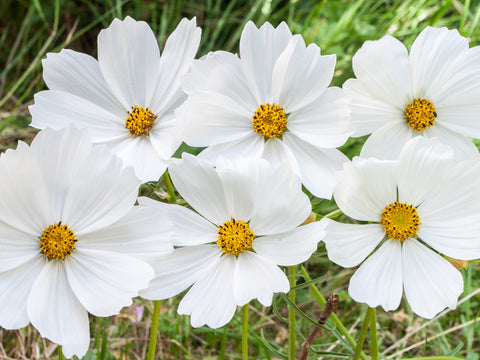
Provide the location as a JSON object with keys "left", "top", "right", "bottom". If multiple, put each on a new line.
{"left": 300, "top": 266, "right": 369, "bottom": 360}
{"left": 370, "top": 307, "right": 378, "bottom": 360}
{"left": 323, "top": 209, "right": 343, "bottom": 219}
{"left": 57, "top": 346, "right": 65, "bottom": 360}
{"left": 146, "top": 300, "right": 162, "bottom": 360}
{"left": 353, "top": 307, "right": 373, "bottom": 360}
{"left": 288, "top": 265, "right": 296, "bottom": 360}
{"left": 242, "top": 304, "right": 249, "bottom": 360}
{"left": 163, "top": 171, "right": 177, "bottom": 204}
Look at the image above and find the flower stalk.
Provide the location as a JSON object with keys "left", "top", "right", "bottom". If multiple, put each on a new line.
{"left": 146, "top": 300, "right": 162, "bottom": 360}
{"left": 353, "top": 307, "right": 374, "bottom": 360}
{"left": 288, "top": 265, "right": 296, "bottom": 360}
{"left": 242, "top": 304, "right": 249, "bottom": 360}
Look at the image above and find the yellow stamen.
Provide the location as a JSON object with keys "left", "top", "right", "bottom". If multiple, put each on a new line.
{"left": 40, "top": 221, "right": 78, "bottom": 260}
{"left": 404, "top": 98, "right": 437, "bottom": 131}
{"left": 379, "top": 201, "right": 421, "bottom": 241}
{"left": 125, "top": 105, "right": 157, "bottom": 136}
{"left": 217, "top": 218, "right": 255, "bottom": 256}
{"left": 252, "top": 104, "right": 288, "bottom": 138}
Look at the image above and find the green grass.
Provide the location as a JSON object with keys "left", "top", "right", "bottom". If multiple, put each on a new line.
{"left": 1, "top": 0, "right": 480, "bottom": 359}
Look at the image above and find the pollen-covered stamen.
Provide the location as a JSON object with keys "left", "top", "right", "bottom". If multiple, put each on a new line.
{"left": 125, "top": 105, "right": 157, "bottom": 136}
{"left": 40, "top": 221, "right": 78, "bottom": 260}
{"left": 217, "top": 218, "right": 255, "bottom": 256}
{"left": 404, "top": 98, "right": 437, "bottom": 131}
{"left": 252, "top": 104, "right": 288, "bottom": 138}
{"left": 380, "top": 201, "right": 421, "bottom": 241}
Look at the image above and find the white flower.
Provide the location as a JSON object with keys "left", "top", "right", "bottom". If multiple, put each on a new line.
{"left": 29, "top": 16, "right": 201, "bottom": 182}
{"left": 176, "top": 21, "right": 352, "bottom": 199}
{"left": 0, "top": 127, "right": 173, "bottom": 358}
{"left": 139, "top": 154, "right": 326, "bottom": 328}
{"left": 322, "top": 136, "right": 480, "bottom": 318}
{"left": 344, "top": 26, "right": 480, "bottom": 160}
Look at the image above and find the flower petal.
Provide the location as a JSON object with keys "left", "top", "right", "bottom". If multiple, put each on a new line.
{"left": 65, "top": 248, "right": 153, "bottom": 317}
{"left": 78, "top": 204, "right": 173, "bottom": 263}
{"left": 27, "top": 261, "right": 90, "bottom": 359}
{"left": 0, "top": 220, "right": 39, "bottom": 272}
{"left": 140, "top": 244, "right": 223, "bottom": 300}
{"left": 323, "top": 219, "right": 385, "bottom": 268}
{"left": 348, "top": 239, "right": 403, "bottom": 312}
{"left": 0, "top": 255, "right": 45, "bottom": 329}
{"left": 138, "top": 197, "right": 218, "bottom": 246}
{"left": 233, "top": 251, "right": 289, "bottom": 306}
{"left": 198, "top": 134, "right": 265, "bottom": 164}
{"left": 178, "top": 254, "right": 237, "bottom": 328}
{"left": 41, "top": 49, "right": 125, "bottom": 117}
{"left": 283, "top": 133, "right": 349, "bottom": 199}
{"left": 168, "top": 154, "right": 229, "bottom": 224}
{"left": 97, "top": 17, "right": 160, "bottom": 108}
{"left": 253, "top": 220, "right": 326, "bottom": 266}
{"left": 239, "top": 21, "right": 292, "bottom": 103}
{"left": 402, "top": 238, "right": 463, "bottom": 319}
{"left": 333, "top": 157, "right": 398, "bottom": 221}
{"left": 423, "top": 124, "right": 480, "bottom": 160}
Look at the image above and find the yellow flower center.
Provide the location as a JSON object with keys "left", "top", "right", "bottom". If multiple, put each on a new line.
{"left": 217, "top": 218, "right": 255, "bottom": 256}
{"left": 404, "top": 98, "right": 437, "bottom": 132}
{"left": 252, "top": 104, "right": 288, "bottom": 138}
{"left": 40, "top": 222, "right": 78, "bottom": 260}
{"left": 125, "top": 105, "right": 157, "bottom": 136}
{"left": 380, "top": 201, "right": 421, "bottom": 241}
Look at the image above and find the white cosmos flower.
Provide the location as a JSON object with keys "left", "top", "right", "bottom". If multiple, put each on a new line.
{"left": 29, "top": 16, "right": 201, "bottom": 182}
{"left": 176, "top": 21, "right": 352, "bottom": 199}
{"left": 0, "top": 127, "right": 173, "bottom": 358}
{"left": 139, "top": 154, "right": 326, "bottom": 328}
{"left": 322, "top": 136, "right": 480, "bottom": 318}
{"left": 344, "top": 26, "right": 480, "bottom": 160}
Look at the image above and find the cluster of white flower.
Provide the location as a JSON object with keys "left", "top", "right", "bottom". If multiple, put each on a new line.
{"left": 1, "top": 16, "right": 480, "bottom": 357}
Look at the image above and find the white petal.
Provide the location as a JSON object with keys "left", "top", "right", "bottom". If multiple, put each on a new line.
{"left": 397, "top": 136, "right": 454, "bottom": 205}
{"left": 98, "top": 17, "right": 160, "bottom": 108}
{"left": 334, "top": 157, "right": 397, "bottom": 221}
{"left": 29, "top": 91, "right": 128, "bottom": 142}
{"left": 62, "top": 144, "right": 140, "bottom": 234}
{"left": 253, "top": 220, "right": 326, "bottom": 266}
{"left": 0, "top": 141, "right": 50, "bottom": 234}
{"left": 423, "top": 124, "right": 480, "bottom": 160}
{"left": 197, "top": 134, "right": 265, "bottom": 164}
{"left": 0, "top": 255, "right": 45, "bottom": 329}
{"left": 149, "top": 116, "right": 182, "bottom": 160}
{"left": 176, "top": 91, "right": 253, "bottom": 147}
{"left": 114, "top": 135, "right": 170, "bottom": 182}
{"left": 41, "top": 49, "right": 125, "bottom": 117}
{"left": 182, "top": 51, "right": 257, "bottom": 110}
{"left": 240, "top": 21, "right": 292, "bottom": 103}
{"left": 78, "top": 204, "right": 173, "bottom": 263}
{"left": 178, "top": 254, "right": 237, "bottom": 328}
{"left": 262, "top": 137, "right": 300, "bottom": 175}
{"left": 248, "top": 161, "right": 311, "bottom": 235}
{"left": 348, "top": 239, "right": 403, "bottom": 312}
{"left": 323, "top": 219, "right": 385, "bottom": 268}
{"left": 138, "top": 197, "right": 218, "bottom": 246}
{"left": 140, "top": 244, "right": 223, "bottom": 300}
{"left": 410, "top": 27, "right": 468, "bottom": 98}
{"left": 402, "top": 238, "right": 463, "bottom": 319}
{"left": 168, "top": 154, "right": 229, "bottom": 224}
{"left": 360, "top": 120, "right": 416, "bottom": 160}
{"left": 65, "top": 248, "right": 153, "bottom": 316}
{"left": 283, "top": 133, "right": 349, "bottom": 199}
{"left": 233, "top": 251, "right": 289, "bottom": 306}
{"left": 272, "top": 36, "right": 336, "bottom": 112}
{"left": 0, "top": 219, "right": 40, "bottom": 272}
{"left": 150, "top": 17, "right": 201, "bottom": 113}
{"left": 286, "top": 87, "right": 352, "bottom": 148}
{"left": 27, "top": 261, "right": 90, "bottom": 358}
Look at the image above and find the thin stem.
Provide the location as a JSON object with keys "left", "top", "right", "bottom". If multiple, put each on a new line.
{"left": 300, "top": 266, "right": 369, "bottom": 360}
{"left": 57, "top": 346, "right": 65, "bottom": 360}
{"left": 163, "top": 171, "right": 177, "bottom": 204}
{"left": 353, "top": 307, "right": 373, "bottom": 360}
{"left": 370, "top": 307, "right": 378, "bottom": 360}
{"left": 146, "top": 300, "right": 162, "bottom": 360}
{"left": 242, "top": 304, "right": 249, "bottom": 360}
{"left": 323, "top": 209, "right": 343, "bottom": 219}
{"left": 288, "top": 265, "right": 296, "bottom": 360}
